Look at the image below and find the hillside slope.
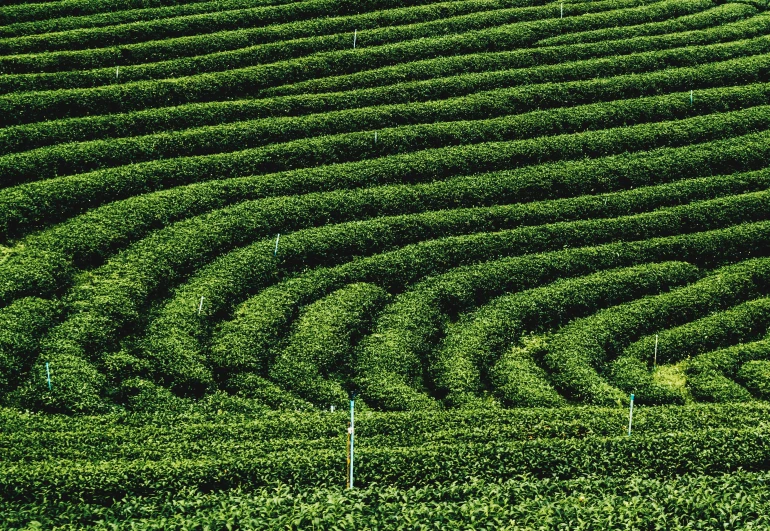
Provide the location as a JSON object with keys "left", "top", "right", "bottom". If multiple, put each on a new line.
{"left": 2, "top": 0, "right": 770, "bottom": 414}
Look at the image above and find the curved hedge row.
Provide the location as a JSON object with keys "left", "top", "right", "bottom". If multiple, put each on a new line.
{"left": 5, "top": 100, "right": 770, "bottom": 246}
{"left": 2, "top": 0, "right": 694, "bottom": 80}
{"left": 212, "top": 221, "right": 770, "bottom": 411}
{"left": 9, "top": 80, "right": 770, "bottom": 187}
{"left": 436, "top": 264, "right": 701, "bottom": 408}
{"left": 0, "top": 0, "right": 470, "bottom": 55}
{"left": 4, "top": 129, "right": 767, "bottom": 315}
{"left": 0, "top": 246, "right": 73, "bottom": 307}
{"left": 611, "top": 297, "right": 770, "bottom": 404}
{"left": 686, "top": 338, "right": 770, "bottom": 401}
{"left": 3, "top": 0, "right": 770, "bottom": 419}
{"left": 624, "top": 297, "right": 770, "bottom": 362}
{"left": 543, "top": 257, "right": 770, "bottom": 406}
{"left": 130, "top": 177, "right": 727, "bottom": 396}
{"left": 355, "top": 189, "right": 770, "bottom": 409}
{"left": 270, "top": 283, "right": 389, "bottom": 408}
{"left": 0, "top": 0, "right": 284, "bottom": 39}
{"left": 536, "top": 2, "right": 758, "bottom": 46}
{"left": 738, "top": 360, "right": 770, "bottom": 398}
{"left": 439, "top": 166, "right": 770, "bottom": 402}
{"left": 134, "top": 183, "right": 770, "bottom": 401}
{"left": 0, "top": 0, "right": 269, "bottom": 26}
{"left": 116, "top": 183, "right": 716, "bottom": 394}
{"left": 5, "top": 11, "right": 765, "bottom": 155}
{"left": 0, "top": 0, "right": 726, "bottom": 125}
{"left": 0, "top": 0, "right": 641, "bottom": 82}
{"left": 441, "top": 263, "right": 701, "bottom": 407}
{"left": 0, "top": 297, "right": 60, "bottom": 396}
{"left": 264, "top": 9, "right": 768, "bottom": 97}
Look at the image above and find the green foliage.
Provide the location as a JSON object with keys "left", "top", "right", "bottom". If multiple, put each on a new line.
{"left": 0, "top": 0, "right": 732, "bottom": 125}
{"left": 3, "top": 421, "right": 770, "bottom": 503}
{"left": 255, "top": 12, "right": 770, "bottom": 97}
{"left": 0, "top": 0, "right": 643, "bottom": 82}
{"left": 366, "top": 261, "right": 699, "bottom": 410}
{"left": 0, "top": 0, "right": 459, "bottom": 51}
{"left": 6, "top": 100, "right": 770, "bottom": 244}
{"left": 6, "top": 0, "right": 770, "bottom": 524}
{"left": 537, "top": 2, "right": 758, "bottom": 46}
{"left": 2, "top": 131, "right": 769, "bottom": 316}
{"left": 0, "top": 247, "right": 73, "bottom": 306}
{"left": 0, "top": 0, "right": 303, "bottom": 40}
{"left": 737, "top": 360, "right": 770, "bottom": 398}
{"left": 4, "top": 472, "right": 770, "bottom": 530}
{"left": 41, "top": 174, "right": 767, "bottom": 405}
{"left": 8, "top": 81, "right": 770, "bottom": 188}
{"left": 117, "top": 377, "right": 189, "bottom": 412}
{"left": 0, "top": 297, "right": 60, "bottom": 395}
{"left": 611, "top": 297, "right": 770, "bottom": 404}
{"left": 5, "top": 10, "right": 765, "bottom": 154}
{"left": 223, "top": 373, "right": 313, "bottom": 411}
{"left": 9, "top": 353, "right": 107, "bottom": 414}
{"left": 214, "top": 222, "right": 770, "bottom": 390}
{"left": 545, "top": 258, "right": 770, "bottom": 405}
{"left": 686, "top": 338, "right": 770, "bottom": 401}
{"left": 688, "top": 370, "right": 755, "bottom": 402}
{"left": 624, "top": 298, "right": 770, "bottom": 364}
{"left": 473, "top": 263, "right": 702, "bottom": 407}
{"left": 270, "top": 283, "right": 388, "bottom": 408}
{"left": 355, "top": 187, "right": 770, "bottom": 409}
{"left": 0, "top": 0, "right": 290, "bottom": 26}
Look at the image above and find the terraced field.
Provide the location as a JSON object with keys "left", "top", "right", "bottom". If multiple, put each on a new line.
{"left": 2, "top": 0, "right": 770, "bottom": 528}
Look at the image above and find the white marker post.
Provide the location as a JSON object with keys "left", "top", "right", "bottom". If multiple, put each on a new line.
{"left": 374, "top": 131, "right": 377, "bottom": 144}
{"left": 46, "top": 362, "right": 51, "bottom": 390}
{"left": 198, "top": 296, "right": 204, "bottom": 315}
{"left": 274, "top": 233, "right": 280, "bottom": 257}
{"left": 627, "top": 394, "right": 634, "bottom": 436}
{"left": 690, "top": 90, "right": 693, "bottom": 105}
{"left": 653, "top": 334, "right": 659, "bottom": 369}
{"left": 348, "top": 398, "right": 355, "bottom": 488}
{"left": 353, "top": 29, "right": 357, "bottom": 49}
{"left": 561, "top": 3, "right": 563, "bottom": 18}
{"left": 116, "top": 66, "right": 119, "bottom": 80}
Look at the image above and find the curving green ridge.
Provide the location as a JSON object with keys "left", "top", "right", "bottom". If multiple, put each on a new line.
{"left": 3, "top": 0, "right": 770, "bottom": 526}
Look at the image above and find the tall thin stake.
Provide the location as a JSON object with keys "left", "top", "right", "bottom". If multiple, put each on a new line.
{"left": 653, "top": 334, "right": 659, "bottom": 369}
{"left": 346, "top": 421, "right": 351, "bottom": 488}
{"left": 46, "top": 362, "right": 51, "bottom": 390}
{"left": 690, "top": 90, "right": 693, "bottom": 105}
{"left": 274, "top": 233, "right": 280, "bottom": 257}
{"left": 198, "top": 296, "right": 204, "bottom": 315}
{"left": 116, "top": 66, "right": 119, "bottom": 80}
{"left": 349, "top": 399, "right": 355, "bottom": 488}
{"left": 353, "top": 29, "right": 357, "bottom": 49}
{"left": 628, "top": 394, "right": 634, "bottom": 436}
{"left": 560, "top": 3, "right": 563, "bottom": 18}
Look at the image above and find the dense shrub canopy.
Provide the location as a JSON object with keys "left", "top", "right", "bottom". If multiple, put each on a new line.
{"left": 2, "top": 0, "right": 770, "bottom": 527}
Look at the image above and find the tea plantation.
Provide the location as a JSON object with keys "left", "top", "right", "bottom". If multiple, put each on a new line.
{"left": 2, "top": 0, "right": 770, "bottom": 528}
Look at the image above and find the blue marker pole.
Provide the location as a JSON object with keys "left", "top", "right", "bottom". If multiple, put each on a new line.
{"left": 628, "top": 394, "right": 634, "bottom": 436}
{"left": 46, "top": 362, "right": 51, "bottom": 390}
{"left": 349, "top": 399, "right": 355, "bottom": 488}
